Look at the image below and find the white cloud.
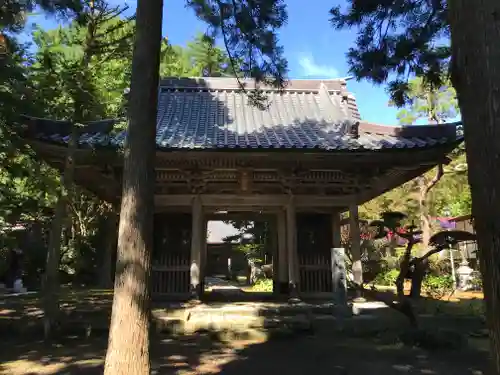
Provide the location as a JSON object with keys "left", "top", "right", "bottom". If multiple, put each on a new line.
{"left": 298, "top": 55, "right": 339, "bottom": 78}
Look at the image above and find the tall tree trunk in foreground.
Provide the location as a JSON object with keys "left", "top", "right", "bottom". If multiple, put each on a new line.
{"left": 449, "top": 1, "right": 500, "bottom": 373}
{"left": 103, "top": 0, "right": 163, "bottom": 373}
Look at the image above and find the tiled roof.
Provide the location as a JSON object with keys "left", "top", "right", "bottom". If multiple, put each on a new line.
{"left": 27, "top": 77, "right": 462, "bottom": 151}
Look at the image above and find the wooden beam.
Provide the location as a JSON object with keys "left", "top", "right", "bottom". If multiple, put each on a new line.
{"left": 154, "top": 194, "right": 353, "bottom": 208}
{"left": 205, "top": 211, "right": 276, "bottom": 221}
{"left": 154, "top": 144, "right": 458, "bottom": 166}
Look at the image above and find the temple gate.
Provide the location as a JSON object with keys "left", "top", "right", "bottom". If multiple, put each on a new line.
{"left": 20, "top": 77, "right": 462, "bottom": 301}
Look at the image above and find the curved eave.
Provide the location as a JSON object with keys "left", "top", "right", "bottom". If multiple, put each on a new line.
{"left": 19, "top": 114, "right": 462, "bottom": 154}
{"left": 22, "top": 133, "right": 463, "bottom": 155}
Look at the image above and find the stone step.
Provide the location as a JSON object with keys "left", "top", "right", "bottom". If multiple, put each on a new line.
{"left": 153, "top": 310, "right": 313, "bottom": 336}
{"left": 157, "top": 302, "right": 346, "bottom": 320}
{"left": 151, "top": 301, "right": 393, "bottom": 337}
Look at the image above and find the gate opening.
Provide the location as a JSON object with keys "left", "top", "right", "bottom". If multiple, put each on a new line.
{"left": 205, "top": 213, "right": 276, "bottom": 296}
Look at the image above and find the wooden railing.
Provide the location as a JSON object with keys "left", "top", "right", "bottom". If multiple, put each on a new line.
{"left": 298, "top": 253, "right": 332, "bottom": 294}
{"left": 152, "top": 252, "right": 190, "bottom": 295}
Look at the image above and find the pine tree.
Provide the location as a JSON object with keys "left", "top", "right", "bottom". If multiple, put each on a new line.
{"left": 29, "top": 0, "right": 134, "bottom": 339}
{"left": 186, "top": 32, "right": 231, "bottom": 76}
{"left": 104, "top": 1, "right": 290, "bottom": 373}
{"left": 331, "top": 1, "right": 500, "bottom": 371}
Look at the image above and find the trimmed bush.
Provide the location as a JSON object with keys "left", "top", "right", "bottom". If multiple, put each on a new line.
{"left": 423, "top": 275, "right": 455, "bottom": 300}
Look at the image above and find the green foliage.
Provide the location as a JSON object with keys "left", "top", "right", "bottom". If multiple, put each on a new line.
{"left": 250, "top": 278, "right": 273, "bottom": 292}
{"left": 361, "top": 77, "right": 469, "bottom": 223}
{"left": 0, "top": 35, "right": 60, "bottom": 228}
{"left": 159, "top": 35, "right": 241, "bottom": 78}
{"left": 187, "top": 0, "right": 288, "bottom": 106}
{"left": 392, "top": 77, "right": 459, "bottom": 125}
{"left": 0, "top": 2, "right": 133, "bottom": 287}
{"left": 423, "top": 275, "right": 455, "bottom": 300}
{"left": 159, "top": 42, "right": 195, "bottom": 77}
{"left": 330, "top": 1, "right": 449, "bottom": 106}
{"left": 186, "top": 33, "right": 232, "bottom": 77}
{"left": 2, "top": 0, "right": 283, "bottom": 287}
{"left": 470, "top": 271, "right": 483, "bottom": 291}
{"left": 373, "top": 269, "right": 399, "bottom": 286}
{"left": 30, "top": 4, "right": 134, "bottom": 121}
{"left": 362, "top": 153, "right": 471, "bottom": 223}
{"left": 360, "top": 183, "right": 420, "bottom": 221}
{"left": 235, "top": 243, "right": 263, "bottom": 262}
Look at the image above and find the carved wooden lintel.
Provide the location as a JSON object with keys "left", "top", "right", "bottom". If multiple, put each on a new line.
{"left": 239, "top": 168, "right": 253, "bottom": 194}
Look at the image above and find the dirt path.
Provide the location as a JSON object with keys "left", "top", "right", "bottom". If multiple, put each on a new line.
{"left": 0, "top": 331, "right": 490, "bottom": 375}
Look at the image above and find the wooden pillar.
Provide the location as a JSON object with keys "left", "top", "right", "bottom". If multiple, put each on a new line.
{"left": 286, "top": 197, "right": 299, "bottom": 300}
{"left": 276, "top": 210, "right": 288, "bottom": 295}
{"left": 349, "top": 203, "right": 363, "bottom": 292}
{"left": 190, "top": 196, "right": 203, "bottom": 299}
{"left": 331, "top": 211, "right": 347, "bottom": 304}
{"left": 332, "top": 211, "right": 341, "bottom": 249}
{"left": 200, "top": 216, "right": 207, "bottom": 291}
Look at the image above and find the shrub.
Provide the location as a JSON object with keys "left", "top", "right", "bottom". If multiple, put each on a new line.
{"left": 250, "top": 278, "right": 273, "bottom": 292}
{"left": 373, "top": 268, "right": 400, "bottom": 286}
{"left": 470, "top": 271, "right": 483, "bottom": 291}
{"left": 423, "top": 275, "right": 455, "bottom": 300}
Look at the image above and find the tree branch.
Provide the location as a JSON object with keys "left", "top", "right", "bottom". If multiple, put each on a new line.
{"left": 423, "top": 163, "right": 444, "bottom": 196}
{"left": 410, "top": 246, "right": 445, "bottom": 266}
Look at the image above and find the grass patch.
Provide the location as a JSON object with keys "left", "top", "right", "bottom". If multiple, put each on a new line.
{"left": 246, "top": 279, "right": 273, "bottom": 293}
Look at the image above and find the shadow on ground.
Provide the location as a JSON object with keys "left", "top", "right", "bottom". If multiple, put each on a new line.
{"left": 0, "top": 328, "right": 492, "bottom": 375}
{"left": 0, "top": 289, "right": 492, "bottom": 375}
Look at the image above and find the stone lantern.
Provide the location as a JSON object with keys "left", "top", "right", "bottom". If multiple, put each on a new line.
{"left": 456, "top": 256, "right": 474, "bottom": 291}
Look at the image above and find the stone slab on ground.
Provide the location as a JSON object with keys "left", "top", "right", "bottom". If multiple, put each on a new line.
{"left": 152, "top": 299, "right": 392, "bottom": 337}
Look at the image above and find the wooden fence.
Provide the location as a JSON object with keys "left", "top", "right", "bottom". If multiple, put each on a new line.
{"left": 152, "top": 252, "right": 190, "bottom": 296}
{"left": 298, "top": 253, "right": 333, "bottom": 294}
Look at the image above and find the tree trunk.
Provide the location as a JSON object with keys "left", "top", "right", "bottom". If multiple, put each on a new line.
{"left": 411, "top": 165, "right": 444, "bottom": 298}
{"left": 449, "top": 1, "right": 500, "bottom": 373}
{"left": 103, "top": 0, "right": 163, "bottom": 373}
{"left": 395, "top": 241, "right": 413, "bottom": 300}
{"left": 41, "top": 2, "right": 101, "bottom": 339}
{"left": 42, "top": 125, "right": 77, "bottom": 339}
{"left": 418, "top": 165, "right": 443, "bottom": 252}
{"left": 419, "top": 178, "right": 432, "bottom": 250}
{"left": 409, "top": 259, "right": 427, "bottom": 299}
{"left": 99, "top": 212, "right": 118, "bottom": 289}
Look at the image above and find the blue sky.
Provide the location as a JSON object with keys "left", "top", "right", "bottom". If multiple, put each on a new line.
{"left": 25, "top": 0, "right": 401, "bottom": 125}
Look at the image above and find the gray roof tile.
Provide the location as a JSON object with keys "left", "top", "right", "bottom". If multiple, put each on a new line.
{"left": 28, "top": 78, "right": 462, "bottom": 151}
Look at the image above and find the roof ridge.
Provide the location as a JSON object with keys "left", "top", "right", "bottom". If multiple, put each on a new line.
{"left": 159, "top": 77, "right": 348, "bottom": 92}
